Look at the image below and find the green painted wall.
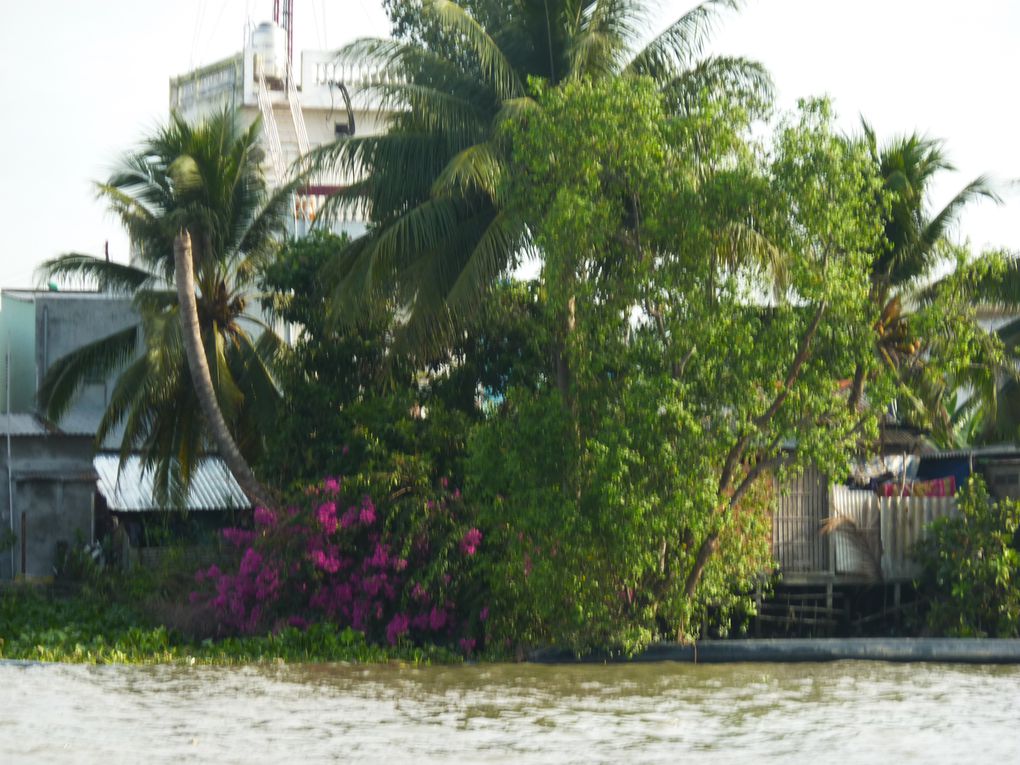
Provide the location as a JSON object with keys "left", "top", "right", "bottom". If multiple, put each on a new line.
{"left": 0, "top": 294, "right": 38, "bottom": 413}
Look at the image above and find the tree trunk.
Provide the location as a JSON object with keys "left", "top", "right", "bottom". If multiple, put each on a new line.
{"left": 173, "top": 230, "right": 277, "bottom": 511}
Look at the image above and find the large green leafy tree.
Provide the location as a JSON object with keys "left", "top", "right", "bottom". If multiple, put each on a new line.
{"left": 469, "top": 80, "right": 898, "bottom": 651}
{"left": 309, "top": 0, "right": 770, "bottom": 354}
{"left": 39, "top": 110, "right": 291, "bottom": 502}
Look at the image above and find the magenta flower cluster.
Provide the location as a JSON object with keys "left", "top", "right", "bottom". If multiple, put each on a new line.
{"left": 193, "top": 475, "right": 488, "bottom": 653}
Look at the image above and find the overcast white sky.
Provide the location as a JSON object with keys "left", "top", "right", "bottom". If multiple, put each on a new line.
{"left": 0, "top": 0, "right": 1017, "bottom": 289}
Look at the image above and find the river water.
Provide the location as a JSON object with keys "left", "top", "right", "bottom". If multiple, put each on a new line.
{"left": 2, "top": 660, "right": 1018, "bottom": 763}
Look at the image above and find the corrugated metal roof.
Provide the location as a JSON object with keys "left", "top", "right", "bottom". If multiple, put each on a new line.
{"left": 94, "top": 454, "right": 250, "bottom": 512}
{"left": 0, "top": 414, "right": 52, "bottom": 437}
{"left": 922, "top": 445, "right": 1020, "bottom": 460}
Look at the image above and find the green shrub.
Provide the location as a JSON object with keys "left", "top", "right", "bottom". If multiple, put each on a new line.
{"left": 914, "top": 476, "right": 1020, "bottom": 637}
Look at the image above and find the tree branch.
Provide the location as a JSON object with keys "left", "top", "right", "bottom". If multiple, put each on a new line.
{"left": 754, "top": 301, "right": 826, "bottom": 429}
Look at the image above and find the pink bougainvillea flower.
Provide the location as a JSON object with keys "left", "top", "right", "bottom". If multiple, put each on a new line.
{"left": 239, "top": 548, "right": 263, "bottom": 576}
{"left": 359, "top": 497, "right": 377, "bottom": 526}
{"left": 323, "top": 476, "right": 342, "bottom": 493}
{"left": 428, "top": 606, "right": 447, "bottom": 631}
{"left": 368, "top": 543, "right": 390, "bottom": 569}
{"left": 340, "top": 506, "right": 358, "bottom": 529}
{"left": 253, "top": 506, "right": 277, "bottom": 528}
{"left": 386, "top": 613, "right": 410, "bottom": 645}
{"left": 459, "top": 637, "right": 476, "bottom": 655}
{"left": 479, "top": 606, "right": 489, "bottom": 622}
{"left": 317, "top": 501, "right": 338, "bottom": 534}
{"left": 310, "top": 548, "right": 341, "bottom": 573}
{"left": 460, "top": 528, "right": 482, "bottom": 556}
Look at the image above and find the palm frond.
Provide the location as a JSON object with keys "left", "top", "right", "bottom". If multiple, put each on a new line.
{"left": 567, "top": 0, "right": 646, "bottom": 78}
{"left": 38, "top": 325, "right": 140, "bottom": 424}
{"left": 422, "top": 0, "right": 524, "bottom": 100}
{"left": 910, "top": 176, "right": 1000, "bottom": 267}
{"left": 432, "top": 141, "right": 504, "bottom": 199}
{"left": 368, "top": 80, "right": 490, "bottom": 148}
{"left": 660, "top": 55, "right": 773, "bottom": 117}
{"left": 37, "top": 254, "right": 154, "bottom": 294}
{"left": 626, "top": 0, "right": 742, "bottom": 83}
{"left": 208, "top": 326, "right": 244, "bottom": 425}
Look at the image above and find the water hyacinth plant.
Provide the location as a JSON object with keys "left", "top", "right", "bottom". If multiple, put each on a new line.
{"left": 193, "top": 474, "right": 489, "bottom": 653}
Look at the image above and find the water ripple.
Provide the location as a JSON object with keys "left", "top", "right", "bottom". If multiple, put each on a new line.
{"left": 1, "top": 661, "right": 1018, "bottom": 764}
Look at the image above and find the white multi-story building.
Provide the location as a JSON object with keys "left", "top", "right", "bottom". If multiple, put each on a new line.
{"left": 168, "top": 20, "right": 390, "bottom": 239}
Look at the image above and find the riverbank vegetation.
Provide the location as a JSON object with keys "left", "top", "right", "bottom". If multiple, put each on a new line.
{"left": 0, "top": 580, "right": 459, "bottom": 665}
{"left": 8, "top": 0, "right": 1019, "bottom": 661}
{"left": 914, "top": 477, "right": 1020, "bottom": 638}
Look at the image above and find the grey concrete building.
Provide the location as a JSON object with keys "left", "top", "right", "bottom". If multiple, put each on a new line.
{"left": 0, "top": 414, "right": 96, "bottom": 579}
{"left": 0, "top": 289, "right": 139, "bottom": 436}
{"left": 0, "top": 290, "right": 138, "bottom": 579}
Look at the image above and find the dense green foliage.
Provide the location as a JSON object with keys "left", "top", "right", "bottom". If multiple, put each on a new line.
{"left": 462, "top": 78, "right": 902, "bottom": 652}
{"left": 21, "top": 2, "right": 1014, "bottom": 660}
{"left": 258, "top": 231, "right": 545, "bottom": 490}
{"left": 0, "top": 587, "right": 456, "bottom": 665}
{"left": 308, "top": 0, "right": 769, "bottom": 352}
{"left": 915, "top": 477, "right": 1020, "bottom": 637}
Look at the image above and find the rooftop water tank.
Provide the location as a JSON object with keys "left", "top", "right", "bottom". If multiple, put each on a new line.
{"left": 251, "top": 21, "right": 286, "bottom": 81}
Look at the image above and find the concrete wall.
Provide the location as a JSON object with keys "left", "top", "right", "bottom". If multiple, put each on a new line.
{"left": 31, "top": 293, "right": 139, "bottom": 433}
{"left": 0, "top": 293, "right": 140, "bottom": 579}
{"left": 0, "top": 434, "right": 95, "bottom": 580}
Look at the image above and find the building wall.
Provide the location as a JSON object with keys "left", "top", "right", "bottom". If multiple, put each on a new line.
{"left": 167, "top": 44, "right": 392, "bottom": 234}
{"left": 0, "top": 293, "right": 38, "bottom": 413}
{"left": 0, "top": 434, "right": 95, "bottom": 580}
{"left": 30, "top": 293, "right": 139, "bottom": 433}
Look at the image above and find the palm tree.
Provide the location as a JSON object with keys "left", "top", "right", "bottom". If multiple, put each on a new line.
{"left": 947, "top": 250, "right": 1020, "bottom": 445}
{"left": 173, "top": 230, "right": 276, "bottom": 510}
{"left": 308, "top": 0, "right": 770, "bottom": 355}
{"left": 38, "top": 110, "right": 291, "bottom": 503}
{"left": 852, "top": 123, "right": 1003, "bottom": 445}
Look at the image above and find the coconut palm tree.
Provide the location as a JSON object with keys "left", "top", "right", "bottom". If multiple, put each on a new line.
{"left": 851, "top": 123, "right": 1003, "bottom": 445}
{"left": 308, "top": 0, "right": 770, "bottom": 355}
{"left": 943, "top": 250, "right": 1020, "bottom": 445}
{"left": 38, "top": 110, "right": 291, "bottom": 503}
{"left": 173, "top": 230, "right": 276, "bottom": 510}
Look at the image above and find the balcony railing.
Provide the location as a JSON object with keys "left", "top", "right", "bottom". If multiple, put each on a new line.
{"left": 169, "top": 54, "right": 244, "bottom": 112}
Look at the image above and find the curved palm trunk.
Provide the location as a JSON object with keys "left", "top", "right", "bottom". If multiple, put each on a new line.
{"left": 174, "top": 231, "right": 278, "bottom": 511}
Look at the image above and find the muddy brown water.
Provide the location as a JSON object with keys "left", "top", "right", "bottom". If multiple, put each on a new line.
{"left": 2, "top": 660, "right": 1018, "bottom": 763}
